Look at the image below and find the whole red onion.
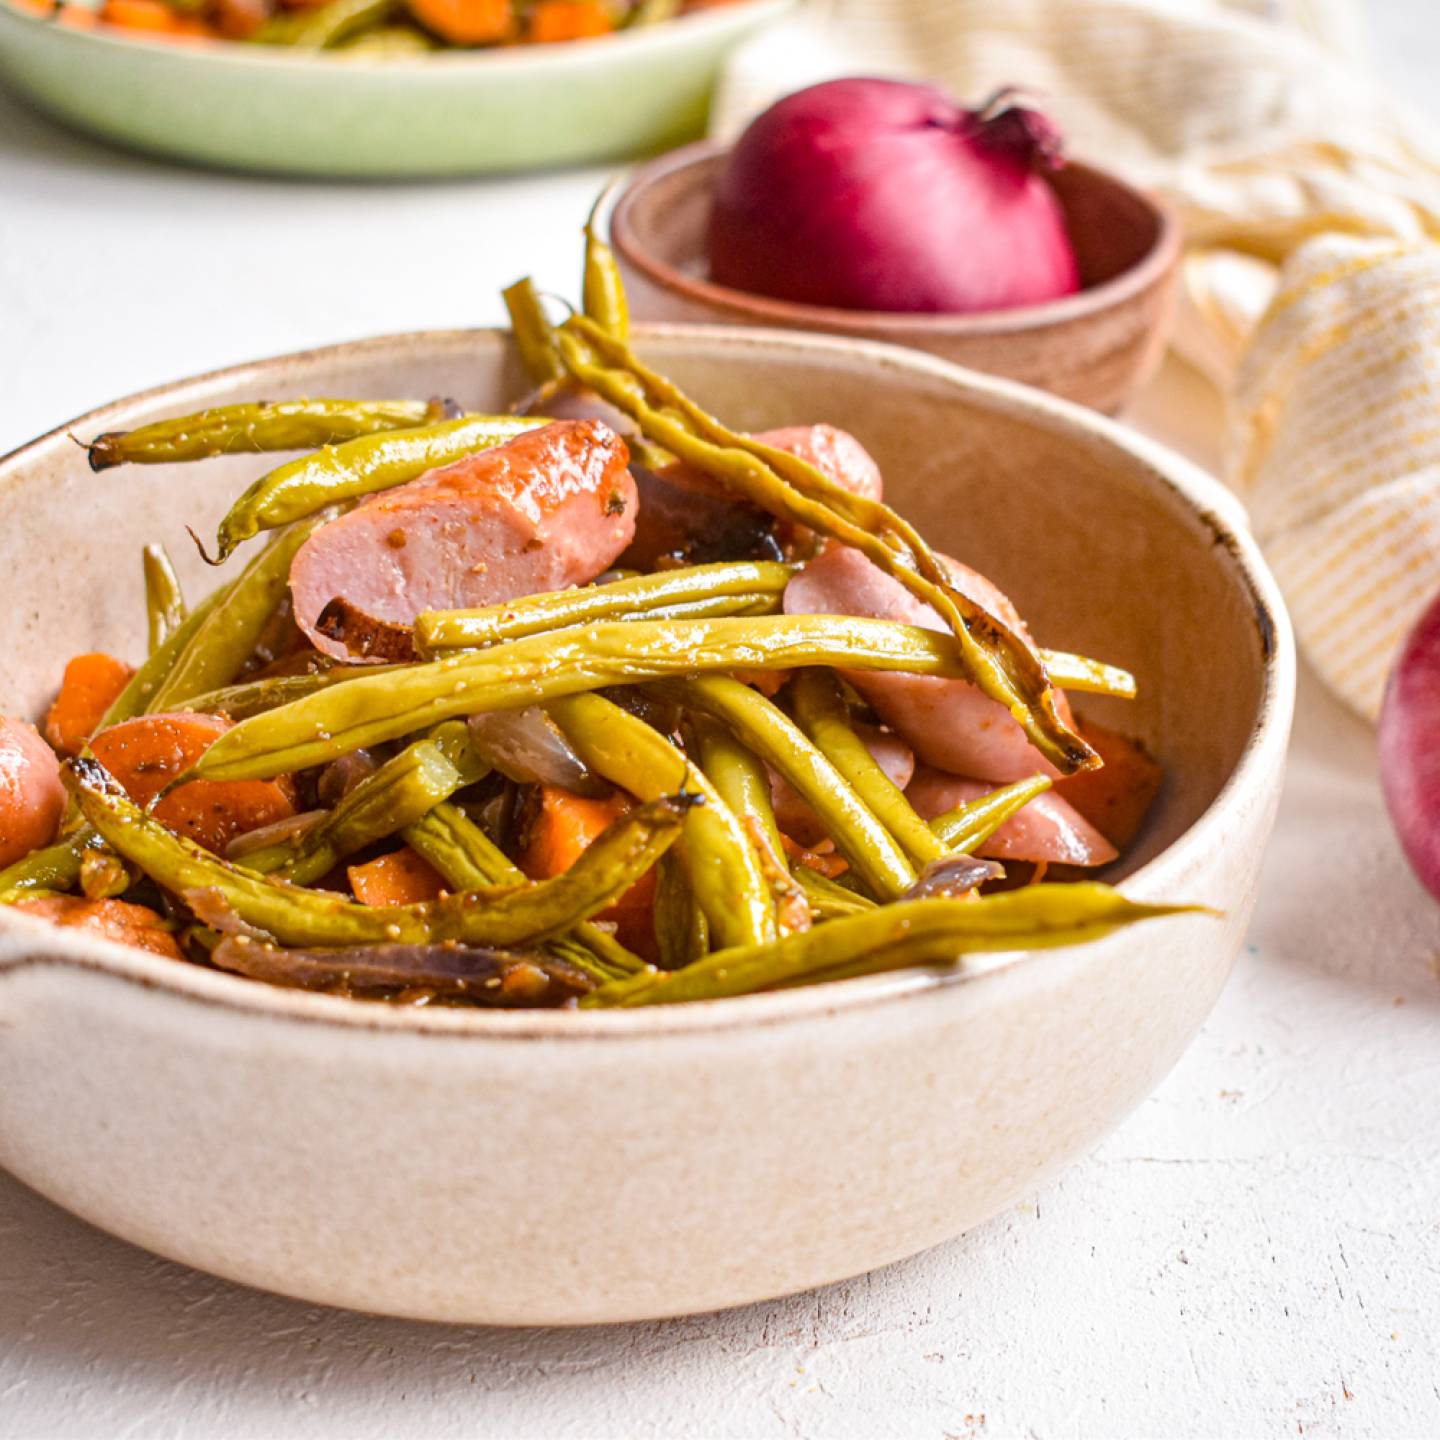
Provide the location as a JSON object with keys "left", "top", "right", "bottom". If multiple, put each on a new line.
{"left": 1378, "top": 588, "right": 1440, "bottom": 900}
{"left": 709, "top": 78, "right": 1081, "bottom": 315}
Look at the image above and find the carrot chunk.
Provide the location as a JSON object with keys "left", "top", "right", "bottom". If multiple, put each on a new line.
{"left": 406, "top": 0, "right": 512, "bottom": 45}
{"left": 89, "top": 712, "right": 297, "bottom": 855}
{"left": 16, "top": 895, "right": 184, "bottom": 960}
{"left": 527, "top": 0, "right": 611, "bottom": 43}
{"left": 1054, "top": 722, "right": 1163, "bottom": 851}
{"left": 349, "top": 848, "right": 448, "bottom": 907}
{"left": 44, "top": 652, "right": 134, "bottom": 758}
{"left": 520, "top": 784, "right": 657, "bottom": 955}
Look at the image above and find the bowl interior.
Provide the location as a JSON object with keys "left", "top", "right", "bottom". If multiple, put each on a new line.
{"left": 612, "top": 147, "right": 1168, "bottom": 325}
{"left": 0, "top": 327, "right": 1268, "bottom": 888}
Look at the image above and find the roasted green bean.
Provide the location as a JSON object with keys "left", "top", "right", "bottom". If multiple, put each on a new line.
{"left": 653, "top": 850, "right": 709, "bottom": 969}
{"left": 0, "top": 827, "right": 104, "bottom": 905}
{"left": 180, "top": 615, "right": 997, "bottom": 784}
{"left": 549, "top": 691, "right": 777, "bottom": 949}
{"left": 255, "top": 0, "right": 394, "bottom": 47}
{"left": 148, "top": 519, "right": 320, "bottom": 713}
{"left": 142, "top": 543, "right": 186, "bottom": 655}
{"left": 182, "top": 665, "right": 401, "bottom": 721}
{"left": 583, "top": 195, "right": 629, "bottom": 340}
{"left": 74, "top": 754, "right": 689, "bottom": 950}
{"left": 793, "top": 864, "right": 876, "bottom": 920}
{"left": 929, "top": 775, "right": 1054, "bottom": 852}
{"left": 584, "top": 886, "right": 1200, "bottom": 1007}
{"left": 789, "top": 668, "right": 946, "bottom": 870}
{"left": 100, "top": 581, "right": 231, "bottom": 727}
{"left": 502, "top": 278, "right": 565, "bottom": 388}
{"left": 209, "top": 414, "right": 546, "bottom": 563}
{"left": 552, "top": 312, "right": 1094, "bottom": 775}
{"left": 87, "top": 399, "right": 436, "bottom": 471}
{"left": 1042, "top": 650, "right": 1137, "bottom": 700}
{"left": 416, "top": 560, "right": 796, "bottom": 653}
{"left": 240, "top": 726, "right": 489, "bottom": 886}
{"left": 656, "top": 675, "right": 916, "bottom": 901}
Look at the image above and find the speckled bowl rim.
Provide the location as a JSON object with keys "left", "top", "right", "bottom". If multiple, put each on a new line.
{"left": 610, "top": 141, "right": 1183, "bottom": 338}
{"left": 0, "top": 0, "right": 790, "bottom": 71}
{"left": 0, "top": 324, "right": 1292, "bottom": 1040}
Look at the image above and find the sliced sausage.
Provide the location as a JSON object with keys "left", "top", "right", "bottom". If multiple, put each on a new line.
{"left": 619, "top": 423, "right": 882, "bottom": 569}
{"left": 784, "top": 540, "right": 1072, "bottom": 783}
{"left": 0, "top": 717, "right": 66, "bottom": 868}
{"left": 291, "top": 420, "right": 636, "bottom": 661}
{"left": 907, "top": 765, "right": 1117, "bottom": 868}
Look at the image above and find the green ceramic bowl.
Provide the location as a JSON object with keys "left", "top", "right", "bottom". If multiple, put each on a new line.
{"left": 0, "top": 0, "right": 791, "bottom": 176}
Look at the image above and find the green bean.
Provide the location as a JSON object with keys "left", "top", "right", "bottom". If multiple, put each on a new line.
{"left": 1042, "top": 650, "right": 1137, "bottom": 700}
{"left": 793, "top": 864, "right": 876, "bottom": 921}
{"left": 583, "top": 886, "right": 1201, "bottom": 1008}
{"left": 240, "top": 726, "right": 488, "bottom": 885}
{"left": 142, "top": 543, "right": 186, "bottom": 655}
{"left": 74, "top": 754, "right": 689, "bottom": 950}
{"left": 653, "top": 850, "right": 708, "bottom": 970}
{"left": 100, "top": 582, "right": 232, "bottom": 728}
{"left": 688, "top": 714, "right": 789, "bottom": 875}
{"left": 148, "top": 520, "right": 320, "bottom": 713}
{"left": 629, "top": 0, "right": 680, "bottom": 24}
{"left": 789, "top": 668, "right": 945, "bottom": 869}
{"left": 583, "top": 193, "right": 629, "bottom": 341}
{"left": 333, "top": 22, "right": 437, "bottom": 54}
{"left": 502, "top": 278, "right": 565, "bottom": 388}
{"left": 86, "top": 399, "right": 436, "bottom": 471}
{"left": 656, "top": 675, "right": 916, "bottom": 901}
{"left": 549, "top": 692, "right": 776, "bottom": 949}
{"left": 210, "top": 414, "right": 546, "bottom": 563}
{"left": 182, "top": 665, "right": 403, "bottom": 721}
{"left": 0, "top": 828, "right": 104, "bottom": 905}
{"left": 402, "top": 801, "right": 642, "bottom": 981}
{"left": 255, "top": 0, "right": 395, "bottom": 47}
{"left": 553, "top": 313, "right": 1094, "bottom": 776}
{"left": 181, "top": 615, "right": 993, "bottom": 784}
{"left": 929, "top": 775, "right": 1054, "bottom": 852}
{"left": 416, "top": 561, "right": 796, "bottom": 653}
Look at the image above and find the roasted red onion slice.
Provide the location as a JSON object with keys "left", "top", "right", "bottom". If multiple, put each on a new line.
{"left": 900, "top": 855, "right": 1003, "bottom": 901}
{"left": 467, "top": 707, "right": 609, "bottom": 796}
{"left": 210, "top": 934, "right": 594, "bottom": 1005}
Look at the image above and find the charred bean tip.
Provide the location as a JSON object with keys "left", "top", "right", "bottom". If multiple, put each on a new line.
{"left": 83, "top": 431, "right": 122, "bottom": 472}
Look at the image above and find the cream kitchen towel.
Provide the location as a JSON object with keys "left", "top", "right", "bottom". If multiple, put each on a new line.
{"left": 711, "top": 0, "right": 1440, "bottom": 719}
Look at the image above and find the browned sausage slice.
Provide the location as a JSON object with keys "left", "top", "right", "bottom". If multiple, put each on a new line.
{"left": 0, "top": 717, "right": 66, "bottom": 868}
{"left": 291, "top": 420, "right": 636, "bottom": 661}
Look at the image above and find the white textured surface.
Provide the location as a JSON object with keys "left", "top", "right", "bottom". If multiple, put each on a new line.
{"left": 2, "top": 4, "right": 1439, "bottom": 1436}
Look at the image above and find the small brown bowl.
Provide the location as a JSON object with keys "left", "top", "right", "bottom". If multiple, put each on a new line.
{"left": 611, "top": 141, "right": 1182, "bottom": 414}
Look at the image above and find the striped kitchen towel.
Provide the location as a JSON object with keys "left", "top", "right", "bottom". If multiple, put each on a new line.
{"left": 712, "top": 0, "right": 1440, "bottom": 719}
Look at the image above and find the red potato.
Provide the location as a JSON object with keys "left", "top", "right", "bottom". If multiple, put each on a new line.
{"left": 89, "top": 712, "right": 298, "bottom": 855}
{"left": 784, "top": 540, "right": 1073, "bottom": 782}
{"left": 0, "top": 717, "right": 67, "bottom": 868}
{"left": 290, "top": 420, "right": 636, "bottom": 661}
{"left": 14, "top": 895, "right": 185, "bottom": 960}
{"left": 907, "top": 765, "right": 1117, "bottom": 867}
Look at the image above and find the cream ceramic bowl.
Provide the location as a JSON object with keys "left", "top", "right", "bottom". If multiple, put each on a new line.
{"left": 0, "top": 328, "right": 1293, "bottom": 1325}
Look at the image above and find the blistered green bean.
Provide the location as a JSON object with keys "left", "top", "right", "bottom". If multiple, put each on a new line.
{"left": 148, "top": 519, "right": 320, "bottom": 713}
{"left": 181, "top": 615, "right": 990, "bottom": 784}
{"left": 789, "top": 668, "right": 945, "bottom": 870}
{"left": 929, "top": 775, "right": 1054, "bottom": 852}
{"left": 142, "top": 543, "right": 186, "bottom": 655}
{"left": 256, "top": 0, "right": 395, "bottom": 47}
{"left": 653, "top": 850, "right": 709, "bottom": 970}
{"left": 210, "top": 414, "right": 546, "bottom": 562}
{"left": 502, "top": 278, "right": 565, "bottom": 388}
{"left": 415, "top": 560, "right": 796, "bottom": 653}
{"left": 584, "top": 887, "right": 1200, "bottom": 1007}
{"left": 656, "top": 675, "right": 915, "bottom": 901}
{"left": 75, "top": 755, "right": 688, "bottom": 950}
{"left": 549, "top": 691, "right": 776, "bottom": 950}
{"left": 87, "top": 399, "right": 436, "bottom": 471}
{"left": 582, "top": 197, "right": 629, "bottom": 340}
{"left": 0, "top": 827, "right": 104, "bottom": 905}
